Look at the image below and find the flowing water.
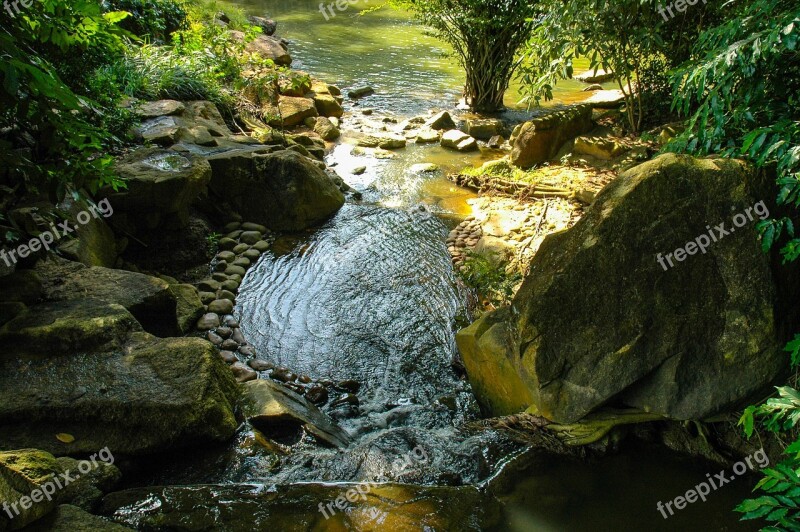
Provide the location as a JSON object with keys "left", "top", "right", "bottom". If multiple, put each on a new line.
{"left": 171, "top": 1, "right": 759, "bottom": 529}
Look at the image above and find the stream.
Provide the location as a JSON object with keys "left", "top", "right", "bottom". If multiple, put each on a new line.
{"left": 137, "top": 1, "right": 759, "bottom": 529}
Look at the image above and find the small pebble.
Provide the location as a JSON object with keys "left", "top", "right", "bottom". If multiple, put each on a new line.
{"left": 221, "top": 339, "right": 240, "bottom": 350}
{"left": 230, "top": 362, "right": 257, "bottom": 383}
{"left": 219, "top": 351, "right": 238, "bottom": 364}
{"left": 216, "top": 326, "right": 232, "bottom": 339}
{"left": 196, "top": 313, "right": 220, "bottom": 330}
{"left": 248, "top": 359, "right": 274, "bottom": 371}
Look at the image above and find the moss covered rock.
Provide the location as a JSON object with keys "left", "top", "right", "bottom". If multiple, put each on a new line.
{"left": 206, "top": 149, "right": 344, "bottom": 231}
{"left": 510, "top": 104, "right": 594, "bottom": 168}
{"left": 459, "top": 154, "right": 798, "bottom": 423}
{"left": 0, "top": 301, "right": 239, "bottom": 455}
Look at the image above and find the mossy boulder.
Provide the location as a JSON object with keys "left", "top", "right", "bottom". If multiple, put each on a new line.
{"left": 0, "top": 300, "right": 239, "bottom": 455}
{"left": 55, "top": 196, "right": 117, "bottom": 268}
{"left": 107, "top": 148, "right": 211, "bottom": 230}
{"left": 510, "top": 104, "right": 594, "bottom": 168}
{"left": 40, "top": 265, "right": 180, "bottom": 338}
{"left": 168, "top": 284, "right": 205, "bottom": 334}
{"left": 456, "top": 308, "right": 534, "bottom": 416}
{"left": 459, "top": 154, "right": 798, "bottom": 423}
{"left": 206, "top": 149, "right": 344, "bottom": 231}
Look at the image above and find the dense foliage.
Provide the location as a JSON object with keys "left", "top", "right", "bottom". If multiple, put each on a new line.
{"left": 393, "top": 0, "right": 541, "bottom": 112}
{"left": 0, "top": 0, "right": 132, "bottom": 204}
{"left": 519, "top": 0, "right": 723, "bottom": 132}
{"left": 667, "top": 0, "right": 800, "bottom": 528}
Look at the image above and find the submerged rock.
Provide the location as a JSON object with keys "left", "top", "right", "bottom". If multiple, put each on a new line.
{"left": 101, "top": 483, "right": 499, "bottom": 530}
{"left": 458, "top": 154, "right": 798, "bottom": 423}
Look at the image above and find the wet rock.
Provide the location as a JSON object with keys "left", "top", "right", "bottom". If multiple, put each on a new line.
{"left": 348, "top": 86, "right": 375, "bottom": 99}
{"left": 199, "top": 291, "right": 216, "bottom": 305}
{"left": 216, "top": 326, "right": 232, "bottom": 338}
{"left": 272, "top": 367, "right": 297, "bottom": 382}
{"left": 248, "top": 16, "right": 277, "bottom": 35}
{"left": 409, "top": 163, "right": 439, "bottom": 173}
{"left": 575, "top": 68, "right": 614, "bottom": 83}
{"left": 331, "top": 393, "right": 360, "bottom": 408}
{"left": 198, "top": 279, "right": 221, "bottom": 292}
{"left": 27, "top": 504, "right": 134, "bottom": 531}
{"left": 352, "top": 166, "right": 367, "bottom": 175}
{"left": 464, "top": 118, "right": 504, "bottom": 140}
{"left": 134, "top": 99, "right": 185, "bottom": 118}
{"left": 378, "top": 134, "right": 406, "bottom": 149}
{"left": 197, "top": 313, "right": 220, "bottom": 330}
{"left": 415, "top": 128, "right": 440, "bottom": 143}
{"left": 239, "top": 345, "right": 256, "bottom": 357}
{"left": 207, "top": 331, "right": 224, "bottom": 346}
{"left": 424, "top": 111, "right": 456, "bottom": 130}
{"left": 248, "top": 359, "right": 274, "bottom": 371}
{"left": 0, "top": 317, "right": 239, "bottom": 454}
{"left": 220, "top": 351, "right": 238, "bottom": 364}
{"left": 225, "top": 265, "right": 247, "bottom": 277}
{"left": 241, "top": 380, "right": 352, "bottom": 448}
{"left": 278, "top": 96, "right": 318, "bottom": 127}
{"left": 223, "top": 316, "right": 239, "bottom": 328}
{"left": 221, "top": 279, "right": 240, "bottom": 292}
{"left": 40, "top": 265, "right": 183, "bottom": 337}
{"left": 298, "top": 375, "right": 312, "bottom": 384}
{"left": 241, "top": 248, "right": 261, "bottom": 261}
{"left": 314, "top": 116, "right": 341, "bottom": 141}
{"left": 230, "top": 362, "right": 258, "bottom": 383}
{"left": 232, "top": 328, "right": 246, "bottom": 344}
{"left": 487, "top": 135, "right": 504, "bottom": 149}
{"left": 233, "top": 31, "right": 291, "bottom": 65}
{"left": 240, "top": 231, "right": 262, "bottom": 245}
{"left": 218, "top": 237, "right": 237, "bottom": 250}
{"left": 221, "top": 339, "right": 240, "bottom": 351}
{"left": 459, "top": 154, "right": 797, "bottom": 422}
{"left": 0, "top": 270, "right": 42, "bottom": 304}
{"left": 216, "top": 251, "right": 236, "bottom": 262}
{"left": 232, "top": 258, "right": 251, "bottom": 269}
{"left": 233, "top": 243, "right": 250, "bottom": 254}
{"left": 441, "top": 130, "right": 478, "bottom": 152}
{"left": 208, "top": 299, "right": 234, "bottom": 315}
{"left": 223, "top": 221, "right": 241, "bottom": 232}
{"left": 109, "top": 148, "right": 211, "bottom": 229}
{"left": 305, "top": 384, "right": 329, "bottom": 405}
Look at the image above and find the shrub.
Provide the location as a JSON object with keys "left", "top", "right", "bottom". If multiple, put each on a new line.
{"left": 103, "top": 0, "right": 188, "bottom": 41}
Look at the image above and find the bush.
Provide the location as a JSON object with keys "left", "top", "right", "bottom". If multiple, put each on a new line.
{"left": 458, "top": 251, "right": 521, "bottom": 310}
{"left": 104, "top": 0, "right": 188, "bottom": 41}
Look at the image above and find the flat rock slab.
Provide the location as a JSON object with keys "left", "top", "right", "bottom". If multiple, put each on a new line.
{"left": 242, "top": 379, "right": 352, "bottom": 448}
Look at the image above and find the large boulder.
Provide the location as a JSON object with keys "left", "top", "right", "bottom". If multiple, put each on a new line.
{"left": 278, "top": 96, "right": 318, "bottom": 127}
{"left": 107, "top": 148, "right": 211, "bottom": 230}
{"left": 231, "top": 31, "right": 291, "bottom": 66}
{"left": 0, "top": 300, "right": 239, "bottom": 455}
{"left": 38, "top": 263, "right": 182, "bottom": 338}
{"left": 0, "top": 448, "right": 123, "bottom": 530}
{"left": 510, "top": 105, "right": 594, "bottom": 168}
{"left": 55, "top": 196, "right": 117, "bottom": 268}
{"left": 458, "top": 154, "right": 798, "bottom": 423}
{"left": 206, "top": 149, "right": 344, "bottom": 231}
